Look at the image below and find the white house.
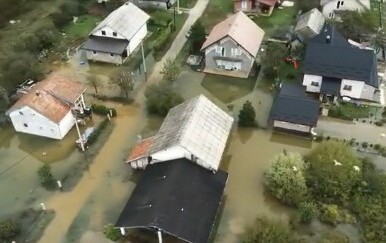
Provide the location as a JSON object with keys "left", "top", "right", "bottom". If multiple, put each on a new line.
{"left": 302, "top": 25, "right": 380, "bottom": 102}
{"left": 6, "top": 74, "right": 87, "bottom": 140}
{"left": 81, "top": 2, "right": 150, "bottom": 64}
{"left": 294, "top": 8, "right": 325, "bottom": 41}
{"left": 321, "top": 0, "right": 370, "bottom": 19}
{"left": 126, "top": 95, "right": 234, "bottom": 172}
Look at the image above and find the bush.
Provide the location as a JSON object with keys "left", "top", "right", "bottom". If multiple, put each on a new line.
{"left": 0, "top": 219, "right": 21, "bottom": 241}
{"left": 160, "top": 58, "right": 181, "bottom": 81}
{"left": 319, "top": 204, "right": 341, "bottom": 226}
{"left": 262, "top": 66, "right": 278, "bottom": 80}
{"left": 238, "top": 100, "right": 257, "bottom": 127}
{"left": 242, "top": 217, "right": 299, "bottom": 243}
{"left": 375, "top": 120, "right": 384, "bottom": 126}
{"left": 37, "top": 165, "right": 55, "bottom": 189}
{"left": 265, "top": 152, "right": 308, "bottom": 206}
{"left": 298, "top": 202, "right": 318, "bottom": 223}
{"left": 362, "top": 142, "right": 368, "bottom": 149}
{"left": 91, "top": 104, "right": 117, "bottom": 117}
{"left": 60, "top": 0, "right": 87, "bottom": 16}
{"left": 103, "top": 223, "right": 121, "bottom": 241}
{"left": 50, "top": 11, "right": 72, "bottom": 29}
{"left": 145, "top": 82, "right": 184, "bottom": 117}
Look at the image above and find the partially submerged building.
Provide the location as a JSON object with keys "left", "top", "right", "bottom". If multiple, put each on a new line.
{"left": 126, "top": 95, "right": 234, "bottom": 172}
{"left": 6, "top": 74, "right": 86, "bottom": 140}
{"left": 81, "top": 2, "right": 149, "bottom": 64}
{"left": 115, "top": 158, "right": 228, "bottom": 243}
{"left": 233, "top": 0, "right": 280, "bottom": 16}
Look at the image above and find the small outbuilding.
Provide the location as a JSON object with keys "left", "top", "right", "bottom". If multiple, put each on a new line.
{"left": 81, "top": 2, "right": 149, "bottom": 64}
{"left": 115, "top": 158, "right": 228, "bottom": 243}
{"left": 294, "top": 8, "right": 325, "bottom": 41}
{"left": 270, "top": 83, "right": 320, "bottom": 135}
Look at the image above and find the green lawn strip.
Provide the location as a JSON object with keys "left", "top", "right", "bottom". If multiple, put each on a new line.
{"left": 252, "top": 7, "right": 298, "bottom": 36}
{"left": 63, "top": 15, "right": 102, "bottom": 39}
{"left": 329, "top": 102, "right": 372, "bottom": 120}
{"left": 200, "top": 0, "right": 233, "bottom": 29}
{"left": 179, "top": 0, "right": 198, "bottom": 8}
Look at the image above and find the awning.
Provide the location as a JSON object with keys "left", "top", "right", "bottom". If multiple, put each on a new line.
{"left": 81, "top": 36, "right": 129, "bottom": 54}
{"left": 115, "top": 159, "right": 228, "bottom": 243}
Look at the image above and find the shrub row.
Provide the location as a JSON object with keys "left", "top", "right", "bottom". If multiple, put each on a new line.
{"left": 87, "top": 118, "right": 109, "bottom": 146}
{"left": 92, "top": 94, "right": 133, "bottom": 104}
{"left": 91, "top": 104, "right": 117, "bottom": 117}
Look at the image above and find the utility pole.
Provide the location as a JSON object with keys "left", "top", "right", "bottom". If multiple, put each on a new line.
{"left": 74, "top": 117, "right": 85, "bottom": 152}
{"left": 173, "top": 5, "right": 176, "bottom": 31}
{"left": 177, "top": 0, "right": 180, "bottom": 14}
{"left": 141, "top": 41, "right": 147, "bottom": 82}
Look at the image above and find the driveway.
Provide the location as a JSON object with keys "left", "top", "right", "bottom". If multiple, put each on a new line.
{"left": 315, "top": 117, "right": 386, "bottom": 145}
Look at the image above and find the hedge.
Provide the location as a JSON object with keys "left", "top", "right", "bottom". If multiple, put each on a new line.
{"left": 87, "top": 118, "right": 109, "bottom": 146}
{"left": 91, "top": 104, "right": 117, "bottom": 117}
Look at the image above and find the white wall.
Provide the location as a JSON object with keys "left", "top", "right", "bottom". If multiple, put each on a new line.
{"left": 128, "top": 24, "right": 147, "bottom": 55}
{"left": 92, "top": 26, "right": 125, "bottom": 39}
{"left": 58, "top": 111, "right": 76, "bottom": 139}
{"left": 303, "top": 74, "right": 322, "bottom": 93}
{"left": 273, "top": 120, "right": 311, "bottom": 133}
{"left": 322, "top": 0, "right": 369, "bottom": 19}
{"left": 340, "top": 79, "right": 365, "bottom": 99}
{"left": 360, "top": 83, "right": 377, "bottom": 100}
{"left": 9, "top": 106, "right": 62, "bottom": 139}
{"left": 85, "top": 50, "right": 124, "bottom": 64}
{"left": 151, "top": 145, "right": 187, "bottom": 162}
{"left": 129, "top": 157, "right": 149, "bottom": 170}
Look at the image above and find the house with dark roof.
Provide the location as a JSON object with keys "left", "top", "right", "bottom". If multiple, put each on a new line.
{"left": 201, "top": 11, "right": 265, "bottom": 78}
{"left": 233, "top": 0, "right": 280, "bottom": 16}
{"left": 302, "top": 25, "right": 380, "bottom": 102}
{"left": 126, "top": 95, "right": 234, "bottom": 172}
{"left": 115, "top": 158, "right": 228, "bottom": 243}
{"left": 270, "top": 83, "right": 320, "bottom": 135}
{"left": 321, "top": 0, "right": 370, "bottom": 19}
{"left": 81, "top": 2, "right": 149, "bottom": 64}
{"left": 6, "top": 74, "right": 87, "bottom": 140}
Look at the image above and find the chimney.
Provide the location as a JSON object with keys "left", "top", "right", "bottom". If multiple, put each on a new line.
{"left": 326, "top": 35, "right": 331, "bottom": 43}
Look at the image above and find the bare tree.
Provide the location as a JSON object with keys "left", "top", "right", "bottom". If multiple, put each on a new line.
{"left": 87, "top": 74, "right": 101, "bottom": 94}
{"left": 112, "top": 69, "right": 134, "bottom": 99}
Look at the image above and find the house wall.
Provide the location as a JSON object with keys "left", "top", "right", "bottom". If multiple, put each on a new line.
{"left": 129, "top": 157, "right": 149, "bottom": 169}
{"left": 340, "top": 79, "right": 365, "bottom": 99}
{"left": 273, "top": 120, "right": 311, "bottom": 133}
{"left": 360, "top": 84, "right": 377, "bottom": 100}
{"left": 151, "top": 145, "right": 187, "bottom": 163}
{"left": 129, "top": 0, "right": 170, "bottom": 9}
{"left": 85, "top": 50, "right": 124, "bottom": 64}
{"left": 9, "top": 106, "right": 63, "bottom": 139}
{"left": 128, "top": 24, "right": 147, "bottom": 55}
{"left": 58, "top": 111, "right": 76, "bottom": 139}
{"left": 303, "top": 74, "right": 322, "bottom": 93}
{"left": 322, "top": 0, "right": 369, "bottom": 19}
{"left": 204, "top": 37, "right": 255, "bottom": 76}
{"left": 92, "top": 26, "right": 125, "bottom": 40}
{"left": 297, "top": 27, "right": 317, "bottom": 40}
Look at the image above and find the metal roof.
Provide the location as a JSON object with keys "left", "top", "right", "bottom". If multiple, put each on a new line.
{"left": 91, "top": 2, "right": 150, "bottom": 41}
{"left": 294, "top": 8, "right": 325, "bottom": 35}
{"left": 320, "top": 77, "right": 341, "bottom": 95}
{"left": 303, "top": 25, "right": 379, "bottom": 87}
{"left": 81, "top": 36, "right": 129, "bottom": 54}
{"left": 150, "top": 95, "right": 234, "bottom": 171}
{"left": 270, "top": 83, "right": 320, "bottom": 126}
{"left": 115, "top": 159, "right": 228, "bottom": 243}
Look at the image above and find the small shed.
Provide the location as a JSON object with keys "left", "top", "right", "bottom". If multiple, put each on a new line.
{"left": 115, "top": 158, "right": 228, "bottom": 243}
{"left": 294, "top": 8, "right": 325, "bottom": 41}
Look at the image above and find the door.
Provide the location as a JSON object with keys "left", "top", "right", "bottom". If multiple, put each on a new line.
{"left": 241, "top": 0, "right": 248, "bottom": 10}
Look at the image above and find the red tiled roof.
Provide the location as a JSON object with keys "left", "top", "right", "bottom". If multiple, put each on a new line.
{"left": 127, "top": 137, "right": 154, "bottom": 162}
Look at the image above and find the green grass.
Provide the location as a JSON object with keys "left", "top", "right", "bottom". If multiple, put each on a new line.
{"left": 179, "top": 0, "right": 198, "bottom": 8}
{"left": 63, "top": 15, "right": 102, "bottom": 39}
{"left": 251, "top": 7, "right": 298, "bottom": 36}
{"left": 329, "top": 103, "right": 372, "bottom": 120}
{"left": 200, "top": 0, "right": 233, "bottom": 29}
{"left": 201, "top": 74, "right": 256, "bottom": 103}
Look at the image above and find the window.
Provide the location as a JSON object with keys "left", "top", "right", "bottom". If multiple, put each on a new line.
{"left": 311, "top": 81, "right": 319, "bottom": 87}
{"left": 341, "top": 1, "right": 344, "bottom": 6}
{"left": 237, "top": 48, "right": 242, "bottom": 55}
{"left": 110, "top": 53, "right": 114, "bottom": 57}
{"left": 337, "top": 1, "right": 340, "bottom": 9}
{"left": 23, "top": 123, "right": 28, "bottom": 128}
{"left": 221, "top": 47, "right": 225, "bottom": 56}
{"left": 343, "top": 85, "right": 352, "bottom": 91}
{"left": 19, "top": 111, "right": 24, "bottom": 115}
{"left": 113, "top": 32, "right": 117, "bottom": 37}
{"left": 101, "top": 30, "right": 106, "bottom": 35}
{"left": 216, "top": 46, "right": 222, "bottom": 54}
{"left": 93, "top": 51, "right": 97, "bottom": 55}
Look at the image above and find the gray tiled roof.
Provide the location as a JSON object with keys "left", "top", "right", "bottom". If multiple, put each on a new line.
{"left": 81, "top": 36, "right": 129, "bottom": 54}
{"left": 91, "top": 2, "right": 149, "bottom": 41}
{"left": 303, "top": 25, "right": 379, "bottom": 87}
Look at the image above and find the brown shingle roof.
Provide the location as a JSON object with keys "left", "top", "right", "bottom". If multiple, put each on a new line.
{"left": 7, "top": 74, "right": 85, "bottom": 123}
{"left": 127, "top": 137, "right": 154, "bottom": 162}
{"left": 201, "top": 11, "right": 265, "bottom": 57}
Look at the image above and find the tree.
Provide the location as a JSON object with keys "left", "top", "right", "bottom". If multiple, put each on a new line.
{"left": 296, "top": 0, "right": 319, "bottom": 12}
{"left": 103, "top": 224, "right": 121, "bottom": 241}
{"left": 264, "top": 152, "right": 308, "bottom": 206}
{"left": 261, "top": 42, "right": 287, "bottom": 69}
{"left": 187, "top": 20, "right": 206, "bottom": 52}
{"left": 238, "top": 100, "right": 256, "bottom": 127}
{"left": 337, "top": 10, "right": 377, "bottom": 41}
{"left": 242, "top": 217, "right": 299, "bottom": 243}
{"left": 37, "top": 164, "right": 55, "bottom": 189}
{"left": 0, "top": 219, "right": 21, "bottom": 241}
{"left": 319, "top": 204, "right": 342, "bottom": 226}
{"left": 112, "top": 69, "right": 134, "bottom": 99}
{"left": 160, "top": 59, "right": 181, "bottom": 81}
{"left": 88, "top": 74, "right": 101, "bottom": 94}
{"left": 298, "top": 201, "right": 317, "bottom": 223}
{"left": 306, "top": 141, "right": 362, "bottom": 205}
{"left": 262, "top": 66, "right": 278, "bottom": 80}
{"left": 145, "top": 82, "right": 184, "bottom": 116}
